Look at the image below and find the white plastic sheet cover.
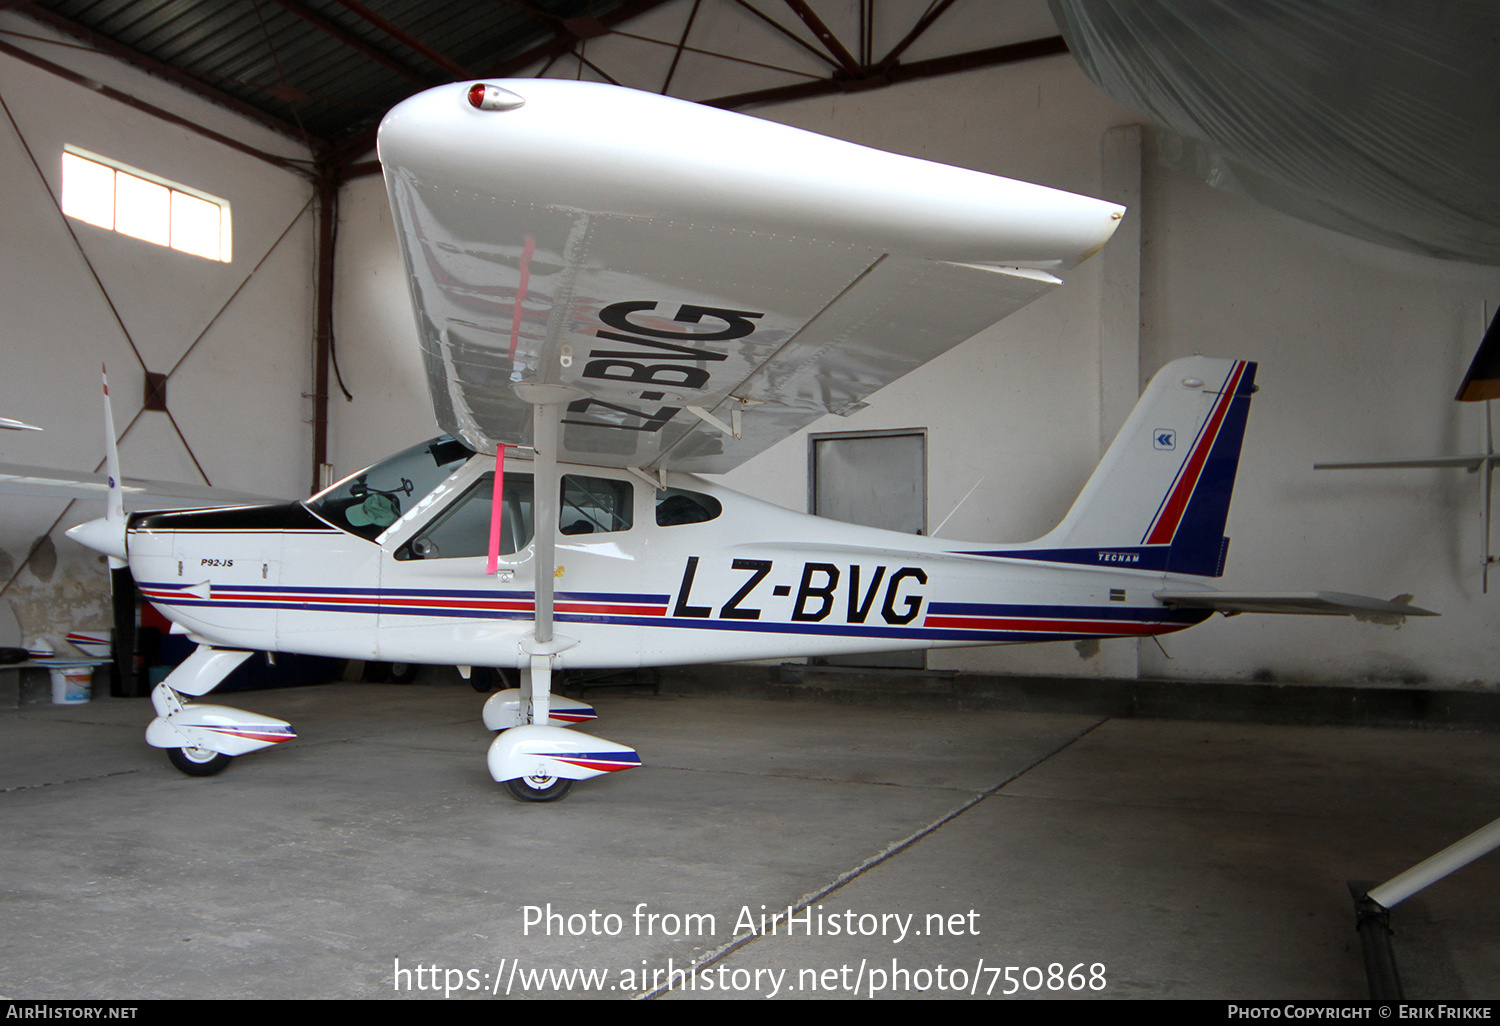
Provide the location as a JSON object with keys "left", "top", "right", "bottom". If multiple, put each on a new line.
{"left": 1051, "top": 0, "right": 1500, "bottom": 264}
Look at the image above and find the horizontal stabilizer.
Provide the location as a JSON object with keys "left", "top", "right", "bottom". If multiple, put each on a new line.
{"left": 1155, "top": 590, "right": 1437, "bottom": 621}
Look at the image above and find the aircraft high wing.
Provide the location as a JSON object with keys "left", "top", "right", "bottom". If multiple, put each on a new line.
{"left": 61, "top": 81, "right": 1433, "bottom": 802}
{"left": 379, "top": 81, "right": 1121, "bottom": 472}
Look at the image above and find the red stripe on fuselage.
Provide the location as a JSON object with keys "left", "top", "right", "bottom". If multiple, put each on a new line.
{"left": 141, "top": 588, "right": 666, "bottom": 619}
{"left": 922, "top": 615, "right": 1190, "bottom": 636}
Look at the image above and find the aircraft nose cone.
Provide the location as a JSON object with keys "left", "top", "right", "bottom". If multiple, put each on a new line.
{"left": 66, "top": 517, "right": 127, "bottom": 561}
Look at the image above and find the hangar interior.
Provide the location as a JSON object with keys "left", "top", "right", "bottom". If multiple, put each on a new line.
{"left": 0, "top": 0, "right": 1497, "bottom": 1001}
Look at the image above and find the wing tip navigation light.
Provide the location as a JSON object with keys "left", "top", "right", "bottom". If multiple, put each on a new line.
{"left": 467, "top": 83, "right": 525, "bottom": 112}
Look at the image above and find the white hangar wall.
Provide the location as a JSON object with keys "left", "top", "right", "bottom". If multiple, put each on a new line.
{"left": 327, "top": 10, "right": 1500, "bottom": 687}
{"left": 0, "top": 12, "right": 317, "bottom": 650}
{"left": 1135, "top": 162, "right": 1500, "bottom": 686}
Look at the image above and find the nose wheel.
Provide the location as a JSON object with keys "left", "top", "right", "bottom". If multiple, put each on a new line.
{"left": 168, "top": 746, "right": 233, "bottom": 777}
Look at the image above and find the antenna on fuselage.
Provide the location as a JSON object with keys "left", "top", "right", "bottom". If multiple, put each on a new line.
{"left": 931, "top": 475, "right": 986, "bottom": 538}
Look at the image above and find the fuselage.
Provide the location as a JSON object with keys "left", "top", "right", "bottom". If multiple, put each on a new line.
{"left": 122, "top": 440, "right": 1212, "bottom": 672}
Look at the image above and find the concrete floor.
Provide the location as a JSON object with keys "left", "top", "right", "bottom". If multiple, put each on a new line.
{"left": 1, "top": 677, "right": 1497, "bottom": 1000}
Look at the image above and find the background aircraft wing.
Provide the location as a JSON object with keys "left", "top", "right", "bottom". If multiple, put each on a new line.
{"left": 0, "top": 463, "right": 285, "bottom": 509}
{"left": 378, "top": 81, "right": 1124, "bottom": 473}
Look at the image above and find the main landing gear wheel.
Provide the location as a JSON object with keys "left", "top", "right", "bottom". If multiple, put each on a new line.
{"left": 168, "top": 746, "right": 232, "bottom": 777}
{"left": 363, "top": 661, "right": 418, "bottom": 684}
{"left": 472, "top": 666, "right": 510, "bottom": 694}
{"left": 504, "top": 771, "right": 574, "bottom": 803}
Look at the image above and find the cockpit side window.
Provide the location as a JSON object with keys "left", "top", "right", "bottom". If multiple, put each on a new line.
{"left": 561, "top": 475, "right": 632, "bottom": 536}
{"left": 395, "top": 472, "right": 534, "bottom": 560}
{"left": 307, "top": 436, "right": 473, "bottom": 541}
{"left": 655, "top": 488, "right": 721, "bottom": 526}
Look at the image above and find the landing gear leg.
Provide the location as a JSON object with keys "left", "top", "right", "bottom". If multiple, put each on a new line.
{"left": 485, "top": 392, "right": 640, "bottom": 800}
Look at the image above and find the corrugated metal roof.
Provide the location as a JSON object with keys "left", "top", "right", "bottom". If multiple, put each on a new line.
{"left": 6, "top": 0, "right": 1078, "bottom": 179}
{"left": 23, "top": 0, "right": 646, "bottom": 152}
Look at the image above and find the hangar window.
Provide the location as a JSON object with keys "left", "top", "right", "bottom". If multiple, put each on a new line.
{"left": 60, "top": 146, "right": 232, "bottom": 262}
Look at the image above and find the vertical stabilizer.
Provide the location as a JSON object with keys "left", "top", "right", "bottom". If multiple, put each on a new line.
{"left": 966, "top": 357, "right": 1256, "bottom": 577}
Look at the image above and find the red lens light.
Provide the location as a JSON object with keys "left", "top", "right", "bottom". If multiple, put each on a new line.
{"left": 468, "top": 83, "right": 487, "bottom": 109}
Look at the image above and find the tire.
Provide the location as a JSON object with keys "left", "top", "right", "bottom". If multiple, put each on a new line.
{"left": 504, "top": 773, "right": 574, "bottom": 803}
{"left": 363, "top": 661, "right": 418, "bottom": 684}
{"left": 168, "top": 746, "right": 232, "bottom": 777}
{"left": 471, "top": 666, "right": 509, "bottom": 693}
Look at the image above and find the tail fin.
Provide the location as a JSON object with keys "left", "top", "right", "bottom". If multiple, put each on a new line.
{"left": 970, "top": 357, "right": 1257, "bottom": 577}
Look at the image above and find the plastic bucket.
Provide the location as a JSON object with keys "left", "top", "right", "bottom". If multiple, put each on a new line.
{"left": 49, "top": 666, "right": 92, "bottom": 705}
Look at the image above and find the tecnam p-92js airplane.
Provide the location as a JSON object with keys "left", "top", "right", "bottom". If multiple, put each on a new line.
{"left": 64, "top": 81, "right": 1432, "bottom": 801}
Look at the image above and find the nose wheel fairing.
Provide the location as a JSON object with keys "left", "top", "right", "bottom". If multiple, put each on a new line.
{"left": 145, "top": 645, "right": 295, "bottom": 774}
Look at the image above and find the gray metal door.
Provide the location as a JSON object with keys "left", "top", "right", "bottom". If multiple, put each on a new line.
{"left": 810, "top": 430, "right": 926, "bottom": 668}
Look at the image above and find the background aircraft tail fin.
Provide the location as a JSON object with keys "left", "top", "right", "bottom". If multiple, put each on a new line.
{"left": 969, "top": 356, "right": 1256, "bottom": 577}
{"left": 101, "top": 366, "right": 124, "bottom": 530}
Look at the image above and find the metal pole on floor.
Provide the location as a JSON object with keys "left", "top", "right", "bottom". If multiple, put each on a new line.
{"left": 1351, "top": 813, "right": 1500, "bottom": 998}
{"left": 1369, "top": 816, "right": 1500, "bottom": 909}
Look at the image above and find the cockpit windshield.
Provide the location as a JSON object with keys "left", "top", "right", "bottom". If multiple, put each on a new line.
{"left": 306, "top": 435, "right": 474, "bottom": 541}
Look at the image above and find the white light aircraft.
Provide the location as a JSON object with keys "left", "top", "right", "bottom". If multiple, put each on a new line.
{"left": 63, "top": 81, "right": 1432, "bottom": 801}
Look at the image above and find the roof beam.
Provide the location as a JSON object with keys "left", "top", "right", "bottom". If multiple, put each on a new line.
{"left": 483, "top": 0, "right": 675, "bottom": 77}
{"left": 704, "top": 35, "right": 1070, "bottom": 110}
{"left": 266, "top": 0, "right": 439, "bottom": 89}
{"left": 781, "top": 0, "right": 860, "bottom": 77}
{"left": 327, "top": 0, "right": 675, "bottom": 173}
{"left": 731, "top": 0, "right": 838, "bottom": 71}
{"left": 876, "top": 0, "right": 957, "bottom": 69}
{"left": 659, "top": 0, "right": 701, "bottom": 95}
{"left": 328, "top": 0, "right": 475, "bottom": 79}
{"left": 0, "top": 36, "right": 311, "bottom": 174}
{"left": 12, "top": 2, "right": 321, "bottom": 148}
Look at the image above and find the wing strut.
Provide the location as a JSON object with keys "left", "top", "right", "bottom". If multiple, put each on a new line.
{"left": 513, "top": 384, "right": 584, "bottom": 726}
{"left": 532, "top": 398, "right": 557, "bottom": 650}
{"left": 485, "top": 444, "right": 505, "bottom": 576}
{"left": 483, "top": 387, "right": 644, "bottom": 799}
